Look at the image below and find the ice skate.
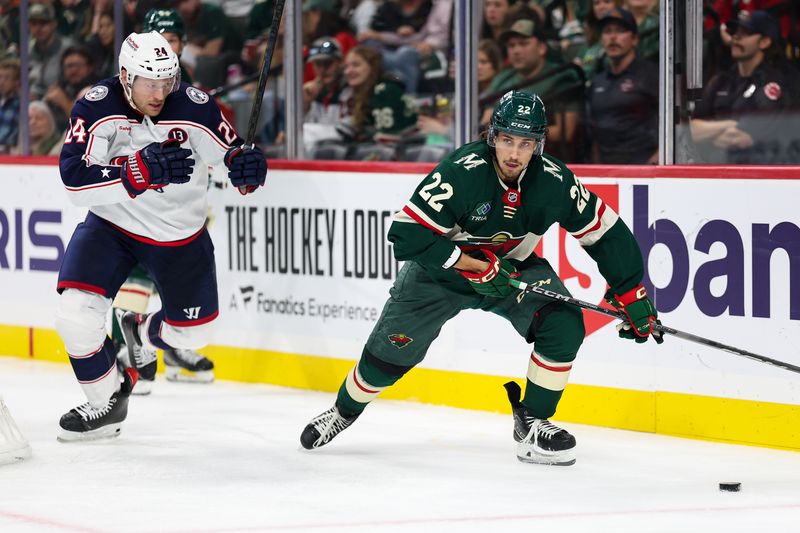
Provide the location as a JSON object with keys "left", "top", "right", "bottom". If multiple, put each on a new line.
{"left": 58, "top": 368, "right": 137, "bottom": 442}
{"left": 504, "top": 381, "right": 576, "bottom": 466}
{"left": 300, "top": 405, "right": 359, "bottom": 450}
{"left": 119, "top": 311, "right": 157, "bottom": 395}
{"left": 163, "top": 348, "right": 214, "bottom": 383}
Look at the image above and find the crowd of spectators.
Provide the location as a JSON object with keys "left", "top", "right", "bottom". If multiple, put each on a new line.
{"left": 0, "top": 0, "right": 797, "bottom": 164}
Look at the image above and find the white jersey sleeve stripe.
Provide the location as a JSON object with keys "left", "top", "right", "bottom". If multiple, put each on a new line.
{"left": 65, "top": 180, "right": 122, "bottom": 192}
{"left": 571, "top": 202, "right": 619, "bottom": 246}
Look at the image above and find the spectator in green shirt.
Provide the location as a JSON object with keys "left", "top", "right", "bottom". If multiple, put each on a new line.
{"left": 175, "top": 0, "right": 243, "bottom": 82}
{"left": 483, "top": 18, "right": 583, "bottom": 160}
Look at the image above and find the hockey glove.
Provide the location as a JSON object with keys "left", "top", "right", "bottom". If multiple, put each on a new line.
{"left": 225, "top": 144, "right": 267, "bottom": 195}
{"left": 457, "top": 250, "right": 519, "bottom": 298}
{"left": 605, "top": 285, "right": 664, "bottom": 344}
{"left": 121, "top": 139, "right": 195, "bottom": 198}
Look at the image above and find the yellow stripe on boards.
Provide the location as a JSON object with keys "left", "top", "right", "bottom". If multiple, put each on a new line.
{"left": 2, "top": 325, "right": 799, "bottom": 451}
{"left": 33, "top": 327, "right": 68, "bottom": 363}
{"left": 0, "top": 325, "right": 29, "bottom": 357}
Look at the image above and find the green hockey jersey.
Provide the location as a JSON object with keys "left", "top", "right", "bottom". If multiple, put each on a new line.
{"left": 364, "top": 79, "right": 418, "bottom": 141}
{"left": 388, "top": 140, "right": 643, "bottom": 293}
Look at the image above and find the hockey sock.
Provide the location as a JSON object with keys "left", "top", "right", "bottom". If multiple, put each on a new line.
{"left": 143, "top": 310, "right": 172, "bottom": 351}
{"left": 110, "top": 309, "right": 125, "bottom": 347}
{"left": 335, "top": 349, "right": 411, "bottom": 417}
{"left": 522, "top": 351, "right": 573, "bottom": 419}
{"left": 111, "top": 272, "right": 153, "bottom": 346}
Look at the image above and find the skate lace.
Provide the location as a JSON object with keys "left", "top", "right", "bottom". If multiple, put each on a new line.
{"left": 75, "top": 398, "right": 116, "bottom": 421}
{"left": 174, "top": 349, "right": 205, "bottom": 365}
{"left": 132, "top": 346, "right": 157, "bottom": 367}
{"left": 313, "top": 408, "right": 351, "bottom": 443}
{"left": 535, "top": 419, "right": 562, "bottom": 438}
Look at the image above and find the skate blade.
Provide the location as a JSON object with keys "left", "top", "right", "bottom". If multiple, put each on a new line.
{"left": 165, "top": 367, "right": 214, "bottom": 383}
{"left": 0, "top": 443, "right": 32, "bottom": 465}
{"left": 131, "top": 379, "right": 154, "bottom": 396}
{"left": 516, "top": 444, "right": 576, "bottom": 466}
{"left": 57, "top": 424, "right": 122, "bottom": 442}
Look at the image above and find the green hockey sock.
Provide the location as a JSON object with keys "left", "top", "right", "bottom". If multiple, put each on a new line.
{"left": 335, "top": 350, "right": 411, "bottom": 417}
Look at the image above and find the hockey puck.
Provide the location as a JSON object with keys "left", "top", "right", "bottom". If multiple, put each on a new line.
{"left": 719, "top": 482, "right": 741, "bottom": 492}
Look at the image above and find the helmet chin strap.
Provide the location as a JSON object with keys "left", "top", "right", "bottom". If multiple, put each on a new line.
{"left": 121, "top": 71, "right": 143, "bottom": 114}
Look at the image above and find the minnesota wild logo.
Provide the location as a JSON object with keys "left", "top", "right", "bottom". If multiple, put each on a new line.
{"left": 388, "top": 333, "right": 414, "bottom": 348}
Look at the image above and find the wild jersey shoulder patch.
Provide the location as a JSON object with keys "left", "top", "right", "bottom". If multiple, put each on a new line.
{"left": 84, "top": 85, "right": 108, "bottom": 102}
{"left": 186, "top": 86, "right": 209, "bottom": 104}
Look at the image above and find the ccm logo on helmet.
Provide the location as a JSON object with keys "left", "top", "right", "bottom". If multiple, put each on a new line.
{"left": 510, "top": 122, "right": 531, "bottom": 129}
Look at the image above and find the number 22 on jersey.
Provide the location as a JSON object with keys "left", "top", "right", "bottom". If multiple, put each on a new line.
{"left": 418, "top": 172, "right": 453, "bottom": 212}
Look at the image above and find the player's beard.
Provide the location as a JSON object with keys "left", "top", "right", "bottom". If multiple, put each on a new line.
{"left": 498, "top": 157, "right": 524, "bottom": 184}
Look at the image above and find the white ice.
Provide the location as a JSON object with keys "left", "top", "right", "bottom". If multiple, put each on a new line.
{"left": 1, "top": 356, "right": 799, "bottom": 533}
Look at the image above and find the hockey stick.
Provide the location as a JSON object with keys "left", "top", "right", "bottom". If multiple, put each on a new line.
{"left": 230, "top": 0, "right": 286, "bottom": 194}
{"left": 244, "top": 0, "right": 286, "bottom": 148}
{"left": 509, "top": 278, "right": 800, "bottom": 374}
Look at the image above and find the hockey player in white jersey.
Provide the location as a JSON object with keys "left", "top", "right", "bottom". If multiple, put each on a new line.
{"left": 55, "top": 32, "right": 267, "bottom": 441}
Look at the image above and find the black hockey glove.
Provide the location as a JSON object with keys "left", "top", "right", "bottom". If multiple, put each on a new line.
{"left": 121, "top": 139, "right": 194, "bottom": 198}
{"left": 457, "top": 249, "right": 520, "bottom": 298}
{"left": 225, "top": 144, "right": 267, "bottom": 195}
{"left": 605, "top": 284, "right": 664, "bottom": 344}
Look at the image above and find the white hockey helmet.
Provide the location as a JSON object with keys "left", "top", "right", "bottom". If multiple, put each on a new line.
{"left": 118, "top": 31, "right": 181, "bottom": 110}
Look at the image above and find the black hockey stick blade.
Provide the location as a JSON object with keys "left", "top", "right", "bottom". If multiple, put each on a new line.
{"left": 509, "top": 279, "right": 800, "bottom": 374}
{"left": 503, "top": 381, "right": 523, "bottom": 408}
{"left": 244, "top": 0, "right": 286, "bottom": 148}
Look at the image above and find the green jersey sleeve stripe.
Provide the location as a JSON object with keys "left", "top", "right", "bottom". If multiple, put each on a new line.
{"left": 398, "top": 204, "right": 453, "bottom": 234}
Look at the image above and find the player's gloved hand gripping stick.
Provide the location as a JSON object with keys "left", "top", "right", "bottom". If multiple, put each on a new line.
{"left": 225, "top": 0, "right": 285, "bottom": 195}
{"left": 225, "top": 145, "right": 268, "bottom": 195}
{"left": 121, "top": 139, "right": 194, "bottom": 198}
{"left": 604, "top": 285, "right": 663, "bottom": 344}
{"left": 509, "top": 278, "right": 800, "bottom": 374}
{"left": 457, "top": 250, "right": 520, "bottom": 298}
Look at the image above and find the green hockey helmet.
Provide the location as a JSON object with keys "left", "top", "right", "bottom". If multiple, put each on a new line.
{"left": 488, "top": 90, "right": 547, "bottom": 156}
{"left": 143, "top": 8, "right": 185, "bottom": 37}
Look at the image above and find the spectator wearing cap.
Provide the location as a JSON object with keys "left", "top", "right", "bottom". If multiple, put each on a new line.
{"left": 574, "top": 0, "right": 623, "bottom": 79}
{"left": 691, "top": 10, "right": 800, "bottom": 164}
{"left": 483, "top": 18, "right": 583, "bottom": 159}
{"left": 28, "top": 3, "right": 76, "bottom": 100}
{"left": 587, "top": 7, "right": 658, "bottom": 164}
{"left": 304, "top": 37, "right": 347, "bottom": 115}
{"left": 302, "top": 0, "right": 357, "bottom": 84}
{"left": 302, "top": 37, "right": 352, "bottom": 152}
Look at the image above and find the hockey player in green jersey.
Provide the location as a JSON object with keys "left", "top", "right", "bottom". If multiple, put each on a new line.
{"left": 300, "top": 90, "right": 662, "bottom": 465}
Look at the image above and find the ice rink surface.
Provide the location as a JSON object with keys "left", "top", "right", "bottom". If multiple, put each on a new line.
{"left": 1, "top": 356, "right": 799, "bottom": 533}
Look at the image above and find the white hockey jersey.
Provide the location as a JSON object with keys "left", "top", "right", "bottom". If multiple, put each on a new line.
{"left": 59, "top": 78, "right": 239, "bottom": 243}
